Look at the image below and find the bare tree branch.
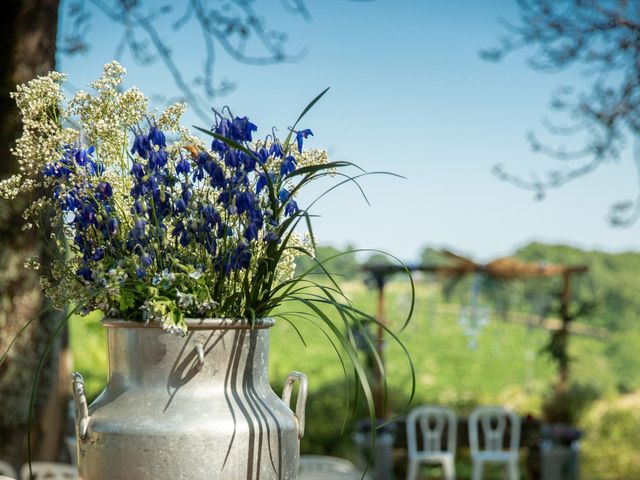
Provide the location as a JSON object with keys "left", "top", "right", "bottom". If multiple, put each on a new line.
{"left": 58, "top": 0, "right": 318, "bottom": 123}
{"left": 482, "top": 0, "right": 640, "bottom": 225}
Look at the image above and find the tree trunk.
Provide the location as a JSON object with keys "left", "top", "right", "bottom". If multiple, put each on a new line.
{"left": 0, "top": 0, "right": 65, "bottom": 471}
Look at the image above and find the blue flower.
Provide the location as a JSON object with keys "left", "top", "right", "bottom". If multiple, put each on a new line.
{"left": 131, "top": 162, "right": 145, "bottom": 179}
{"left": 244, "top": 209, "right": 264, "bottom": 241}
{"left": 140, "top": 252, "right": 154, "bottom": 268}
{"left": 74, "top": 148, "right": 89, "bottom": 166}
{"left": 220, "top": 242, "right": 252, "bottom": 273}
{"left": 217, "top": 190, "right": 231, "bottom": 208}
{"left": 131, "top": 219, "right": 147, "bottom": 242}
{"left": 195, "top": 151, "right": 207, "bottom": 167}
{"left": 216, "top": 118, "right": 233, "bottom": 138}
{"left": 295, "top": 128, "right": 313, "bottom": 153}
{"left": 149, "top": 149, "right": 168, "bottom": 170}
{"left": 201, "top": 204, "right": 220, "bottom": 225}
{"left": 209, "top": 164, "right": 226, "bottom": 189}
{"left": 205, "top": 237, "right": 217, "bottom": 256}
{"left": 174, "top": 198, "right": 187, "bottom": 213}
{"left": 231, "top": 116, "right": 257, "bottom": 142}
{"left": 236, "top": 191, "right": 254, "bottom": 215}
{"left": 224, "top": 150, "right": 240, "bottom": 169}
{"left": 279, "top": 188, "right": 291, "bottom": 202}
{"left": 193, "top": 166, "right": 205, "bottom": 182}
{"left": 77, "top": 266, "right": 94, "bottom": 281}
{"left": 77, "top": 203, "right": 97, "bottom": 227}
{"left": 269, "top": 141, "right": 284, "bottom": 158}
{"left": 135, "top": 267, "right": 147, "bottom": 279}
{"left": 233, "top": 243, "right": 252, "bottom": 269}
{"left": 149, "top": 126, "right": 166, "bottom": 148}
{"left": 95, "top": 182, "right": 113, "bottom": 201}
{"left": 255, "top": 146, "right": 269, "bottom": 165}
{"left": 265, "top": 230, "right": 280, "bottom": 243}
{"left": 179, "top": 230, "right": 191, "bottom": 248}
{"left": 241, "top": 151, "right": 257, "bottom": 172}
{"left": 131, "top": 134, "right": 151, "bottom": 159}
{"left": 285, "top": 199, "right": 299, "bottom": 217}
{"left": 256, "top": 173, "right": 267, "bottom": 194}
{"left": 92, "top": 248, "right": 105, "bottom": 261}
{"left": 43, "top": 163, "right": 58, "bottom": 177}
{"left": 176, "top": 155, "right": 191, "bottom": 175}
{"left": 108, "top": 218, "right": 118, "bottom": 235}
{"left": 211, "top": 138, "right": 228, "bottom": 155}
{"left": 278, "top": 188, "right": 298, "bottom": 216}
{"left": 172, "top": 220, "right": 185, "bottom": 236}
{"left": 280, "top": 155, "right": 297, "bottom": 177}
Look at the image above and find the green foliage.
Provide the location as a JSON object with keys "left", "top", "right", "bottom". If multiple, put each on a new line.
{"left": 581, "top": 394, "right": 640, "bottom": 480}
{"left": 514, "top": 242, "right": 640, "bottom": 331}
{"left": 606, "top": 328, "right": 640, "bottom": 393}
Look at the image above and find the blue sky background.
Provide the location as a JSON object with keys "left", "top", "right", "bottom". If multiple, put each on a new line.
{"left": 57, "top": 0, "right": 640, "bottom": 262}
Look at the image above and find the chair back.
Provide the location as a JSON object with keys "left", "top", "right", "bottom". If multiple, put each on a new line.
{"left": 468, "top": 406, "right": 520, "bottom": 455}
{"left": 0, "top": 459, "right": 17, "bottom": 479}
{"left": 406, "top": 405, "right": 457, "bottom": 457}
{"left": 19, "top": 462, "right": 77, "bottom": 480}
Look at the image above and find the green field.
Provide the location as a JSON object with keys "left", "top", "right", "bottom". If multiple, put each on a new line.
{"left": 70, "top": 279, "right": 635, "bottom": 478}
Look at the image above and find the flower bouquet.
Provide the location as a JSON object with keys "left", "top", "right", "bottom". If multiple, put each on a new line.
{"left": 1, "top": 62, "right": 413, "bottom": 479}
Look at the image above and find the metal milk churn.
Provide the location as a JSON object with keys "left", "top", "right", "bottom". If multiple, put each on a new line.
{"left": 72, "top": 318, "right": 307, "bottom": 480}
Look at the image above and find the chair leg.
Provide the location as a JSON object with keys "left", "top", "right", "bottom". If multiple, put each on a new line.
{"left": 472, "top": 460, "right": 483, "bottom": 480}
{"left": 509, "top": 459, "right": 519, "bottom": 480}
{"left": 406, "top": 459, "right": 419, "bottom": 480}
{"left": 442, "top": 457, "right": 455, "bottom": 480}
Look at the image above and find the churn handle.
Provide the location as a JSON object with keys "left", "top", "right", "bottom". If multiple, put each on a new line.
{"left": 282, "top": 371, "right": 308, "bottom": 439}
{"left": 71, "top": 372, "right": 91, "bottom": 440}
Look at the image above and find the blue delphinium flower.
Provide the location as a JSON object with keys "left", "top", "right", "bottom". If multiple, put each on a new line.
{"left": 231, "top": 116, "right": 258, "bottom": 142}
{"left": 295, "top": 128, "right": 313, "bottom": 153}
{"left": 131, "top": 134, "right": 151, "bottom": 159}
{"left": 285, "top": 199, "right": 299, "bottom": 217}
{"left": 176, "top": 155, "right": 191, "bottom": 175}
{"left": 235, "top": 191, "right": 254, "bottom": 215}
{"left": 278, "top": 188, "right": 291, "bottom": 203}
{"left": 280, "top": 155, "right": 297, "bottom": 177}
{"left": 278, "top": 188, "right": 299, "bottom": 217}
{"left": 255, "top": 146, "right": 269, "bottom": 165}
{"left": 269, "top": 141, "right": 284, "bottom": 158}
{"left": 149, "top": 125, "right": 166, "bottom": 148}
{"left": 77, "top": 266, "right": 94, "bottom": 281}
{"left": 95, "top": 182, "right": 113, "bottom": 201}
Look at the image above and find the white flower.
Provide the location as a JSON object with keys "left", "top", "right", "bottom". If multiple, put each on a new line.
{"left": 189, "top": 269, "right": 203, "bottom": 280}
{"left": 176, "top": 290, "right": 195, "bottom": 308}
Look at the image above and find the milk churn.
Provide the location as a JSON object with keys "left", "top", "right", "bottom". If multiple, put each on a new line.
{"left": 72, "top": 318, "right": 307, "bottom": 480}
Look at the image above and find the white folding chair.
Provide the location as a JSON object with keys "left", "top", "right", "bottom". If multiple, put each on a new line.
{"left": 299, "top": 455, "right": 372, "bottom": 480}
{"left": 406, "top": 406, "right": 457, "bottom": 480}
{"left": 468, "top": 406, "right": 520, "bottom": 480}
{"left": 19, "top": 462, "right": 78, "bottom": 480}
{"left": 0, "top": 459, "right": 17, "bottom": 479}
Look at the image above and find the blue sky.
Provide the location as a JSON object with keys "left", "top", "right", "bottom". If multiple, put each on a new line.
{"left": 57, "top": 0, "right": 640, "bottom": 262}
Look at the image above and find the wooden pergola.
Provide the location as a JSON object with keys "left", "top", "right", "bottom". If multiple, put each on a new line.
{"left": 362, "top": 250, "right": 589, "bottom": 418}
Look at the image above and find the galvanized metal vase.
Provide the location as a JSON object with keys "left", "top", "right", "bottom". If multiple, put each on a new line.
{"left": 71, "top": 318, "right": 307, "bottom": 480}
